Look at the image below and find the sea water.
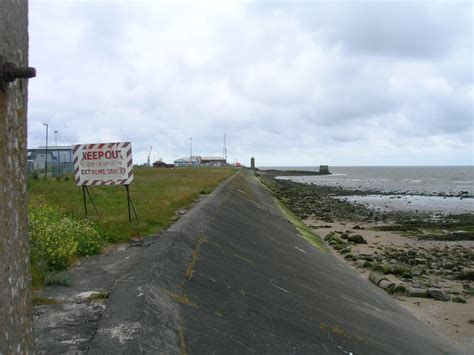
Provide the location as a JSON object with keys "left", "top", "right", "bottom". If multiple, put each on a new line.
{"left": 264, "top": 166, "right": 474, "bottom": 214}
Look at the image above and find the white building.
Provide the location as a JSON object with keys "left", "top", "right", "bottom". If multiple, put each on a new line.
{"left": 174, "top": 156, "right": 226, "bottom": 167}
{"left": 174, "top": 157, "right": 200, "bottom": 167}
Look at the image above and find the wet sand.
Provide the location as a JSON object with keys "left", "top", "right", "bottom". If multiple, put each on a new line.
{"left": 337, "top": 194, "right": 474, "bottom": 214}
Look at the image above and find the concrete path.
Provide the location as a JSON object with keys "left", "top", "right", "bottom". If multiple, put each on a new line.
{"left": 89, "top": 170, "right": 459, "bottom": 354}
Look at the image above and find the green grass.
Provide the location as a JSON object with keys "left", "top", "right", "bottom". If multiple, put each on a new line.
{"left": 28, "top": 167, "right": 237, "bottom": 287}
{"left": 29, "top": 167, "right": 237, "bottom": 243}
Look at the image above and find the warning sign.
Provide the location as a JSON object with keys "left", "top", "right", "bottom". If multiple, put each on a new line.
{"left": 73, "top": 142, "right": 133, "bottom": 185}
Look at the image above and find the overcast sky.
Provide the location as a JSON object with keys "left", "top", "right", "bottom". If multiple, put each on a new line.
{"left": 28, "top": 0, "right": 473, "bottom": 166}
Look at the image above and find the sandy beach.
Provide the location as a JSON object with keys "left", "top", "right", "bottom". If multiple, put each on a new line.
{"left": 305, "top": 218, "right": 474, "bottom": 353}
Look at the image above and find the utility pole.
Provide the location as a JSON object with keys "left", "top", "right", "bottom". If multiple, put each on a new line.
{"left": 0, "top": 0, "right": 36, "bottom": 353}
{"left": 223, "top": 134, "right": 227, "bottom": 162}
{"left": 54, "top": 130, "right": 59, "bottom": 174}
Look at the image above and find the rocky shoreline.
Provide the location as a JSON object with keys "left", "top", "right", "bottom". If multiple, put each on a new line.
{"left": 258, "top": 172, "right": 474, "bottom": 352}
{"left": 258, "top": 169, "right": 331, "bottom": 178}
{"left": 257, "top": 172, "right": 474, "bottom": 239}
{"left": 275, "top": 174, "right": 473, "bottom": 198}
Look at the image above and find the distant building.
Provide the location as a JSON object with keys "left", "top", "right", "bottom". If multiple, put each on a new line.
{"left": 200, "top": 156, "right": 226, "bottom": 166}
{"left": 153, "top": 160, "right": 173, "bottom": 168}
{"left": 250, "top": 157, "right": 255, "bottom": 169}
{"left": 27, "top": 145, "right": 74, "bottom": 174}
{"left": 174, "top": 157, "right": 200, "bottom": 167}
{"left": 173, "top": 156, "right": 227, "bottom": 167}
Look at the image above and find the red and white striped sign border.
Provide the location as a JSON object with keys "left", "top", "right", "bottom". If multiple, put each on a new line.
{"left": 73, "top": 142, "right": 134, "bottom": 186}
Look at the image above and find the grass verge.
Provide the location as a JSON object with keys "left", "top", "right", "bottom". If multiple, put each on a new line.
{"left": 29, "top": 167, "right": 237, "bottom": 242}
{"left": 28, "top": 167, "right": 237, "bottom": 286}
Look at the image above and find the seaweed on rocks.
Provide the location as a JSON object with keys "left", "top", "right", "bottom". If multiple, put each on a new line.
{"left": 259, "top": 174, "right": 474, "bottom": 241}
{"left": 259, "top": 175, "right": 385, "bottom": 223}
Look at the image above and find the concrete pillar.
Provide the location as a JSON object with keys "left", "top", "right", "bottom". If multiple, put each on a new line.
{"left": 0, "top": 0, "right": 35, "bottom": 353}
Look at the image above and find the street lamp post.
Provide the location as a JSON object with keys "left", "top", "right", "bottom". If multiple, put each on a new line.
{"left": 43, "top": 123, "right": 48, "bottom": 176}
{"left": 54, "top": 130, "right": 60, "bottom": 174}
{"left": 189, "top": 137, "right": 192, "bottom": 160}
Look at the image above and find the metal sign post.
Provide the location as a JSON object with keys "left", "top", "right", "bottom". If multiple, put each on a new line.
{"left": 82, "top": 185, "right": 87, "bottom": 215}
{"left": 125, "top": 185, "right": 138, "bottom": 222}
{"left": 82, "top": 185, "right": 100, "bottom": 217}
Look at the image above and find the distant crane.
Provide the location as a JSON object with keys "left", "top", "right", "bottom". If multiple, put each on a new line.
{"left": 147, "top": 146, "right": 152, "bottom": 167}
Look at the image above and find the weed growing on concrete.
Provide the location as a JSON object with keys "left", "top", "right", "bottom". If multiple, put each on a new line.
{"left": 44, "top": 272, "right": 72, "bottom": 287}
{"left": 179, "top": 318, "right": 188, "bottom": 355}
{"left": 85, "top": 291, "right": 110, "bottom": 302}
{"left": 32, "top": 296, "right": 61, "bottom": 305}
{"left": 168, "top": 292, "right": 199, "bottom": 308}
{"left": 185, "top": 236, "right": 206, "bottom": 281}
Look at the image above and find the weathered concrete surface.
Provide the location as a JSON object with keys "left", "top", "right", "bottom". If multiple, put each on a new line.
{"left": 89, "top": 170, "right": 459, "bottom": 354}
{"left": 33, "top": 243, "right": 147, "bottom": 354}
{"left": 0, "top": 0, "right": 34, "bottom": 353}
{"left": 33, "top": 196, "right": 210, "bottom": 354}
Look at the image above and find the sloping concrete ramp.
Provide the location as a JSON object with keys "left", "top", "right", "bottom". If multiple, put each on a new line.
{"left": 89, "top": 170, "right": 458, "bottom": 354}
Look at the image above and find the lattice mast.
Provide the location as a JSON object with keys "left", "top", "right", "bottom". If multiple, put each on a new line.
{"left": 223, "top": 134, "right": 227, "bottom": 162}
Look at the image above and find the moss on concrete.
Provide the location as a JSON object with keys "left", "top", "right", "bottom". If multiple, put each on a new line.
{"left": 273, "top": 198, "right": 327, "bottom": 253}
{"left": 256, "top": 174, "right": 327, "bottom": 253}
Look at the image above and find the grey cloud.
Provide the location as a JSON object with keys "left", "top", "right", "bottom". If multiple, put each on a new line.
{"left": 328, "top": 2, "right": 472, "bottom": 58}
{"left": 27, "top": 1, "right": 473, "bottom": 166}
{"left": 252, "top": 1, "right": 472, "bottom": 59}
